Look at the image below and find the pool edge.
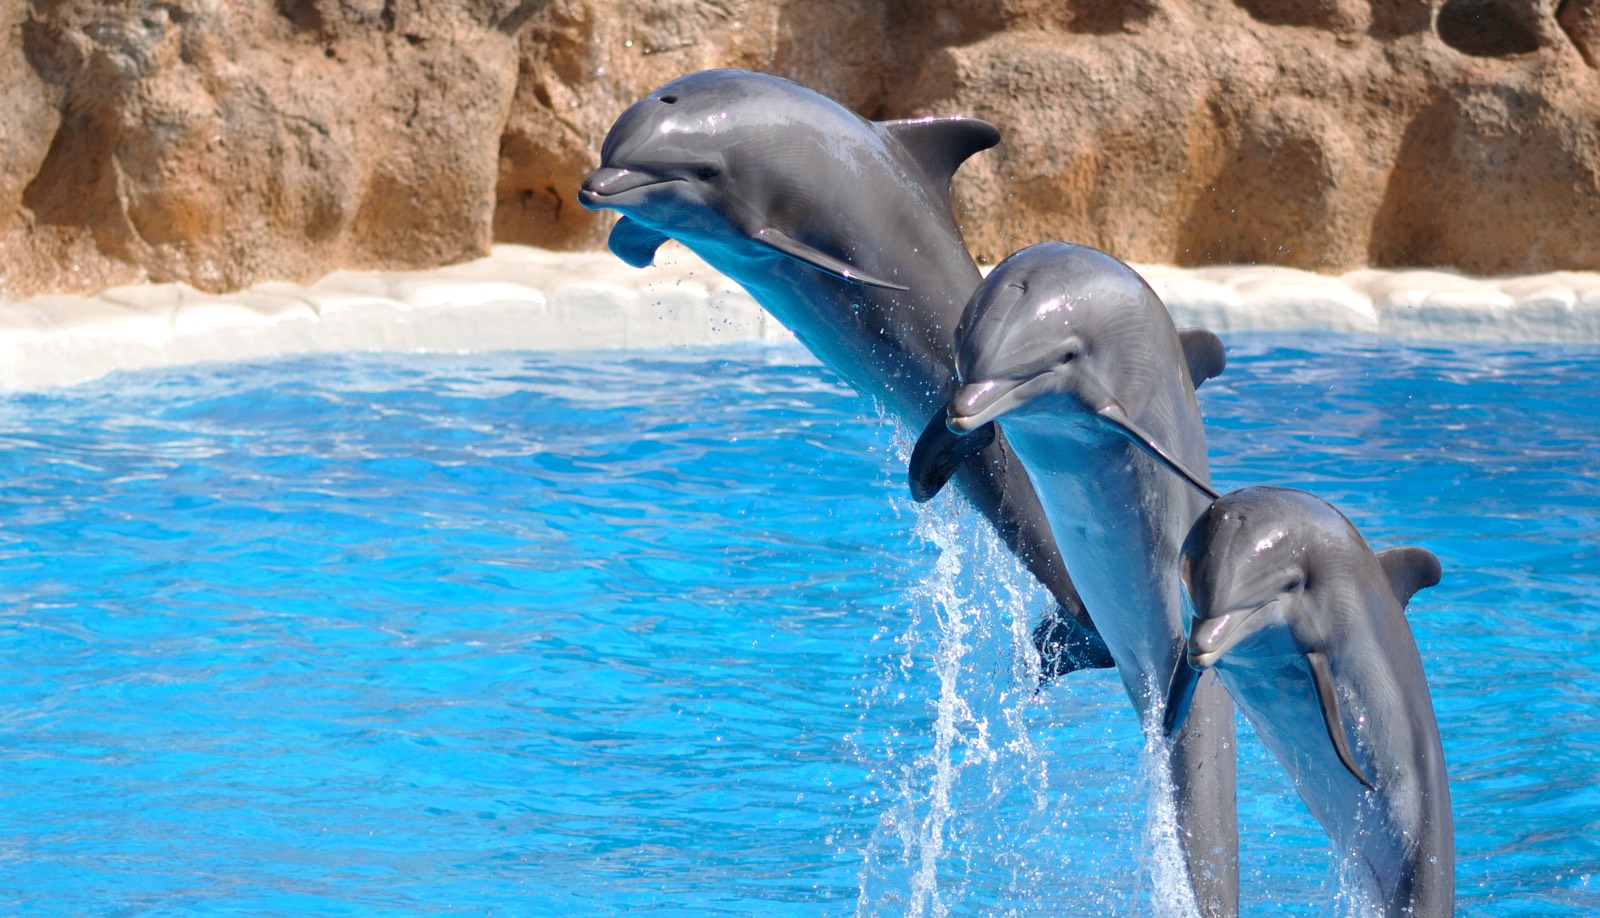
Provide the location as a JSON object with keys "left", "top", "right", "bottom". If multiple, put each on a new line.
{"left": 4, "top": 243, "right": 1597, "bottom": 390}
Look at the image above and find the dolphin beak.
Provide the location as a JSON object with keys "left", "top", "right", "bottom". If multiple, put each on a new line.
{"left": 1186, "top": 601, "right": 1272, "bottom": 668}
{"left": 1166, "top": 602, "right": 1253, "bottom": 736}
{"left": 1094, "top": 403, "right": 1220, "bottom": 501}
{"left": 1189, "top": 613, "right": 1240, "bottom": 669}
{"left": 578, "top": 167, "right": 675, "bottom": 208}
{"left": 946, "top": 378, "right": 1028, "bottom": 433}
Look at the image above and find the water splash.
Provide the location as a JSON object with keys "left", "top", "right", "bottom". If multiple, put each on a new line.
{"left": 905, "top": 524, "right": 976, "bottom": 916}
{"left": 1137, "top": 714, "right": 1205, "bottom": 918}
{"left": 846, "top": 482, "right": 1146, "bottom": 916}
{"left": 846, "top": 493, "right": 1021, "bottom": 913}
{"left": 847, "top": 415, "right": 1209, "bottom": 915}
{"left": 1328, "top": 854, "right": 1383, "bottom": 917}
{"left": 848, "top": 503, "right": 1213, "bottom": 915}
{"left": 852, "top": 502, "right": 977, "bottom": 916}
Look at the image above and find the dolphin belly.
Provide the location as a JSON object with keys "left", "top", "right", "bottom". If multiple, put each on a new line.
{"left": 1002, "top": 423, "right": 1240, "bottom": 916}
{"left": 1219, "top": 655, "right": 1448, "bottom": 915}
{"left": 1004, "top": 429, "right": 1194, "bottom": 708}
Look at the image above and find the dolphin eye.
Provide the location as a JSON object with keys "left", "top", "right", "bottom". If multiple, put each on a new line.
{"left": 694, "top": 165, "right": 719, "bottom": 181}
{"left": 659, "top": 94, "right": 678, "bottom": 104}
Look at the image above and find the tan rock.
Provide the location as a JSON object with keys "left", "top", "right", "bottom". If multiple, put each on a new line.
{"left": 5, "top": 0, "right": 1600, "bottom": 299}
{"left": 4, "top": 0, "right": 532, "bottom": 298}
{"left": 910, "top": 1, "right": 1600, "bottom": 274}
{"left": 493, "top": 0, "right": 797, "bottom": 252}
{"left": 502, "top": 0, "right": 1600, "bottom": 276}
{"left": 1561, "top": 0, "right": 1600, "bottom": 67}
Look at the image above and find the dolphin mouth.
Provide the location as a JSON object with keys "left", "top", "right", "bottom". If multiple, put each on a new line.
{"left": 948, "top": 377, "right": 1220, "bottom": 504}
{"left": 578, "top": 167, "right": 681, "bottom": 208}
{"left": 946, "top": 377, "right": 1038, "bottom": 433}
{"left": 1187, "top": 600, "right": 1275, "bottom": 668}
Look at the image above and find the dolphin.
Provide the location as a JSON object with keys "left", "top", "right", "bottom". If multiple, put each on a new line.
{"left": 1167, "top": 486, "right": 1454, "bottom": 916}
{"left": 909, "top": 241, "right": 1240, "bottom": 916}
{"left": 578, "top": 69, "right": 1118, "bottom": 674}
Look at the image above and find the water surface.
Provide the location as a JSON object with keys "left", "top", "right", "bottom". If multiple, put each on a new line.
{"left": 1, "top": 334, "right": 1596, "bottom": 915}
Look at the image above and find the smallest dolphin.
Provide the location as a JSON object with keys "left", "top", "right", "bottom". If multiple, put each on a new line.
{"left": 1167, "top": 486, "right": 1454, "bottom": 917}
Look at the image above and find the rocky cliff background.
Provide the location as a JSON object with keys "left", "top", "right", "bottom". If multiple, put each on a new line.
{"left": 3, "top": 0, "right": 1598, "bottom": 300}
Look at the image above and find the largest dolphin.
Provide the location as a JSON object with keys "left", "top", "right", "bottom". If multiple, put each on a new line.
{"left": 578, "top": 69, "right": 1115, "bottom": 673}
{"left": 1168, "top": 486, "right": 1453, "bottom": 916}
{"left": 909, "top": 242, "right": 1240, "bottom": 915}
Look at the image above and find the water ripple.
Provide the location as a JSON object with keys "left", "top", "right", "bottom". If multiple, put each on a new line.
{"left": 0, "top": 339, "right": 1596, "bottom": 914}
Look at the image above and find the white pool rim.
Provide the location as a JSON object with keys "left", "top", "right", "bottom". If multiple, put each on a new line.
{"left": 4, "top": 243, "right": 1597, "bottom": 389}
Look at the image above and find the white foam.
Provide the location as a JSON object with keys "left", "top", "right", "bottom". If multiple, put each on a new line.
{"left": 4, "top": 243, "right": 1596, "bottom": 390}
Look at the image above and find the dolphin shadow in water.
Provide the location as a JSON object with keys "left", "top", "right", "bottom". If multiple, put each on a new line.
{"left": 578, "top": 69, "right": 1118, "bottom": 675}
{"left": 1168, "top": 486, "right": 1454, "bottom": 917}
{"left": 910, "top": 242, "right": 1241, "bottom": 916}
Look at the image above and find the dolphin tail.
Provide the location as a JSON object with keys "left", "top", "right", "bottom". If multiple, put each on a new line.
{"left": 1168, "top": 672, "right": 1242, "bottom": 916}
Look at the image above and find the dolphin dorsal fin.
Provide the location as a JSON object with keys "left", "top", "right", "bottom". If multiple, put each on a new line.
{"left": 878, "top": 117, "right": 1001, "bottom": 196}
{"left": 1177, "top": 328, "right": 1227, "bottom": 389}
{"left": 908, "top": 408, "right": 996, "bottom": 502}
{"left": 1306, "top": 651, "right": 1375, "bottom": 789}
{"left": 1377, "top": 546, "right": 1443, "bottom": 609}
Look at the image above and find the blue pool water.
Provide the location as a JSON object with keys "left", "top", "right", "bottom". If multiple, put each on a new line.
{"left": 1, "top": 334, "right": 1597, "bottom": 915}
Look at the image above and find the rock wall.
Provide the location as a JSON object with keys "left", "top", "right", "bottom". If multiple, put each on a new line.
{"left": 2, "top": 0, "right": 537, "bottom": 299}
{"left": 4, "top": 0, "right": 1599, "bottom": 299}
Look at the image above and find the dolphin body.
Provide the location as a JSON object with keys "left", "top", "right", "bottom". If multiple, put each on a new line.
{"left": 910, "top": 241, "right": 1240, "bottom": 916}
{"left": 578, "top": 69, "right": 1116, "bottom": 673}
{"left": 1168, "top": 486, "right": 1453, "bottom": 917}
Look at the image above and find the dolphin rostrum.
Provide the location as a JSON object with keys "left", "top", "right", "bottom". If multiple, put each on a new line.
{"left": 909, "top": 241, "right": 1240, "bottom": 916}
{"left": 579, "top": 69, "right": 1117, "bottom": 674}
{"left": 1168, "top": 486, "right": 1454, "bottom": 916}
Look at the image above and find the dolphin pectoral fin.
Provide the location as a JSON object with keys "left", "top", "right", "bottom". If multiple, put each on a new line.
{"left": 1095, "top": 403, "right": 1221, "bottom": 501}
{"left": 878, "top": 117, "right": 1002, "bottom": 195}
{"left": 908, "top": 407, "right": 995, "bottom": 502}
{"left": 751, "top": 227, "right": 910, "bottom": 290}
{"left": 1307, "top": 651, "right": 1375, "bottom": 789}
{"left": 1163, "top": 657, "right": 1203, "bottom": 736}
{"left": 608, "top": 216, "right": 672, "bottom": 268}
{"left": 1377, "top": 546, "right": 1443, "bottom": 609}
{"left": 1177, "top": 328, "right": 1227, "bottom": 389}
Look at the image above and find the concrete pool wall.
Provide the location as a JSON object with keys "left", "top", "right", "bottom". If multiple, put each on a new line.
{"left": 3, "top": 243, "right": 1598, "bottom": 390}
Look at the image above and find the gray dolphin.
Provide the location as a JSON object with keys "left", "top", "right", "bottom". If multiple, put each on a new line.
{"left": 1167, "top": 486, "right": 1453, "bottom": 916}
{"left": 909, "top": 241, "right": 1240, "bottom": 916}
{"left": 579, "top": 69, "right": 1118, "bottom": 674}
